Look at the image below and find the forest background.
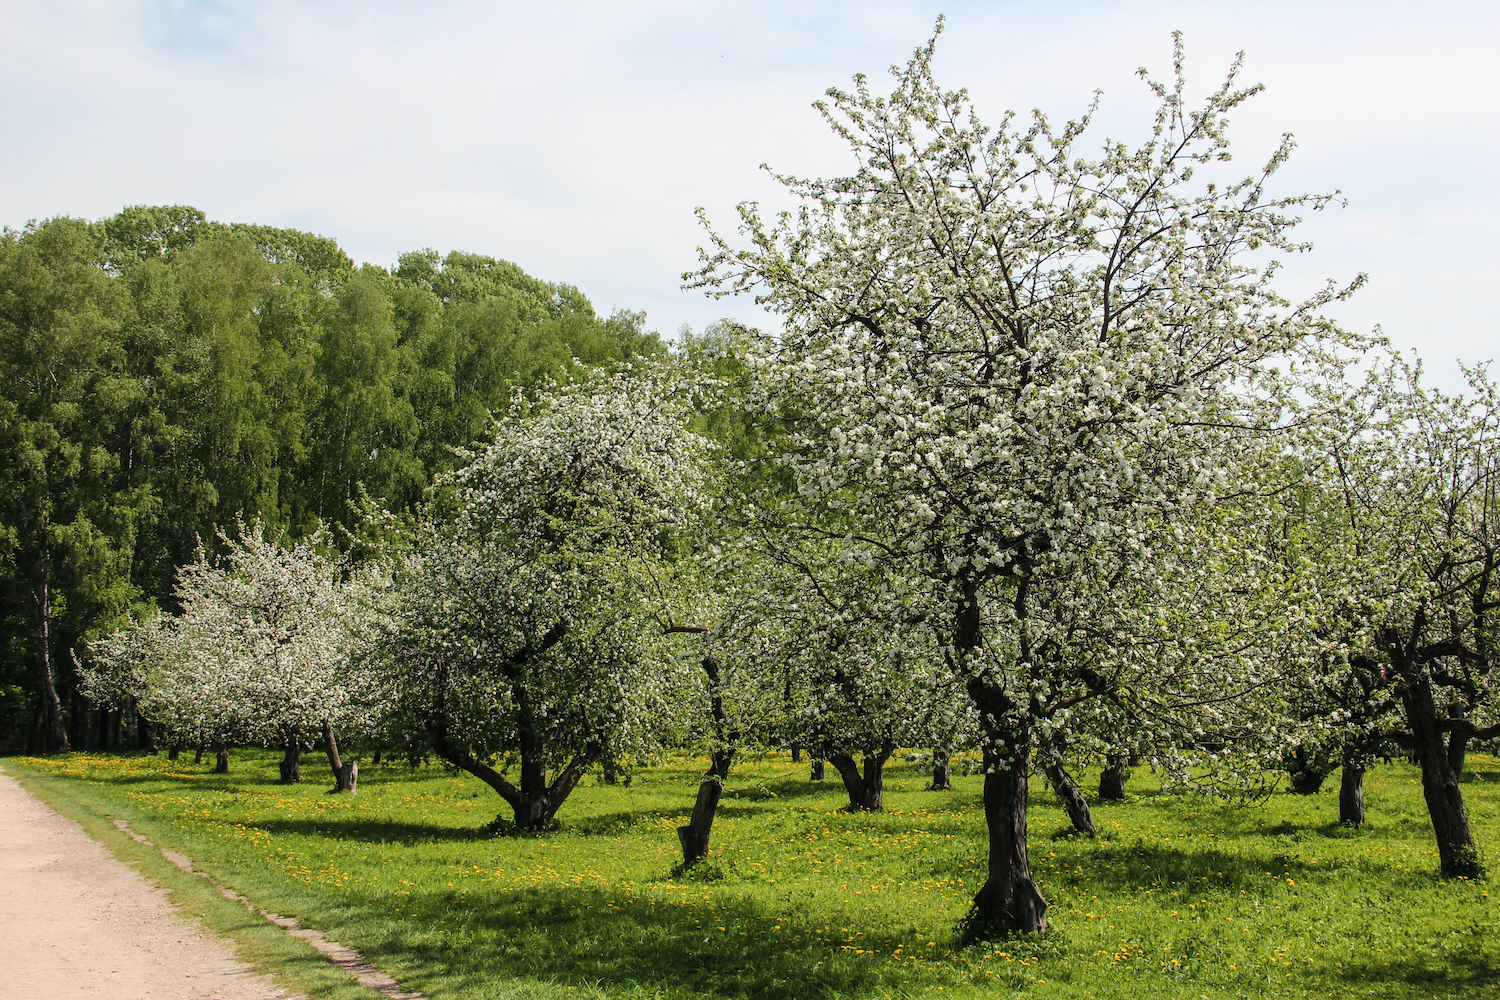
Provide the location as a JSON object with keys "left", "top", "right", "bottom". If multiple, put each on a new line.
{"left": 0, "top": 204, "right": 668, "bottom": 749}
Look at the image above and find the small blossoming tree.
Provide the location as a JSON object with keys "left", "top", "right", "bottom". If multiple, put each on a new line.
{"left": 1307, "top": 358, "right": 1500, "bottom": 875}
{"left": 384, "top": 365, "right": 712, "bottom": 830}
{"left": 85, "top": 522, "right": 386, "bottom": 788}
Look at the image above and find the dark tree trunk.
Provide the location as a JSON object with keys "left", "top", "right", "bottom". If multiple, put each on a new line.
{"left": 194, "top": 745, "right": 205, "bottom": 765}
{"left": 678, "top": 750, "right": 733, "bottom": 865}
{"left": 430, "top": 719, "right": 593, "bottom": 831}
{"left": 810, "top": 754, "right": 825, "bottom": 781}
{"left": 1044, "top": 760, "right": 1095, "bottom": 836}
{"left": 969, "top": 720, "right": 1046, "bottom": 935}
{"left": 1287, "top": 745, "right": 1331, "bottom": 794}
{"left": 828, "top": 741, "right": 891, "bottom": 811}
{"left": 427, "top": 623, "right": 586, "bottom": 829}
{"left": 279, "top": 733, "right": 302, "bottom": 783}
{"left": 371, "top": 749, "right": 382, "bottom": 766}
{"left": 929, "top": 748, "right": 952, "bottom": 791}
{"left": 1392, "top": 644, "right": 1480, "bottom": 876}
{"left": 676, "top": 652, "right": 739, "bottom": 866}
{"left": 323, "top": 718, "right": 356, "bottom": 793}
{"left": 601, "top": 755, "right": 619, "bottom": 785}
{"left": 27, "top": 580, "right": 70, "bottom": 754}
{"left": 168, "top": 745, "right": 182, "bottom": 762}
{"left": 1099, "top": 755, "right": 1130, "bottom": 800}
{"left": 1446, "top": 700, "right": 1469, "bottom": 781}
{"left": 140, "top": 713, "right": 157, "bottom": 754}
{"left": 1339, "top": 762, "right": 1365, "bottom": 826}
{"left": 215, "top": 746, "right": 229, "bottom": 773}
{"left": 791, "top": 744, "right": 802, "bottom": 763}
{"left": 959, "top": 574, "right": 1046, "bottom": 936}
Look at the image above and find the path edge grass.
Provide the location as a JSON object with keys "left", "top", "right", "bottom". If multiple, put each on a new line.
{"left": 1, "top": 755, "right": 388, "bottom": 1000}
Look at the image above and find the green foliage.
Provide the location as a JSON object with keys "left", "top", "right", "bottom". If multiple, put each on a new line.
{"left": 9, "top": 751, "right": 1497, "bottom": 999}
{"left": 0, "top": 205, "right": 665, "bottom": 747}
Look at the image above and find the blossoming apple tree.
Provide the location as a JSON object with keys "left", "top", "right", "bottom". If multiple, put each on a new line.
{"left": 383, "top": 365, "right": 713, "bottom": 830}
{"left": 690, "top": 28, "right": 1358, "bottom": 933}
{"left": 1306, "top": 358, "right": 1500, "bottom": 875}
{"left": 85, "top": 522, "right": 386, "bottom": 788}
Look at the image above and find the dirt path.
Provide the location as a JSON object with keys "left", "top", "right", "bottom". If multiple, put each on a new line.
{"left": 0, "top": 765, "right": 286, "bottom": 1000}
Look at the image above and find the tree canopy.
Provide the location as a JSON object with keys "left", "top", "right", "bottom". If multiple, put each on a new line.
{"left": 0, "top": 205, "right": 664, "bottom": 750}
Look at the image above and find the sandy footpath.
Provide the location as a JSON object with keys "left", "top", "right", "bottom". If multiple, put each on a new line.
{"left": 0, "top": 764, "right": 285, "bottom": 1000}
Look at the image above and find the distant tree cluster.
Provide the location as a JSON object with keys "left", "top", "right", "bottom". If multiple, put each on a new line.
{"left": 0, "top": 204, "right": 664, "bottom": 751}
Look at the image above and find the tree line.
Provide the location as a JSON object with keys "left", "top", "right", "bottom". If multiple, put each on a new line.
{"left": 17, "top": 28, "right": 1500, "bottom": 941}
{"left": 0, "top": 203, "right": 664, "bottom": 750}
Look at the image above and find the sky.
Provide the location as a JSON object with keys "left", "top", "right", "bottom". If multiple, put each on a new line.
{"left": 2, "top": 0, "right": 1496, "bottom": 387}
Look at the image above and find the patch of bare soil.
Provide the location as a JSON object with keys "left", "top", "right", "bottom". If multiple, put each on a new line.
{"left": 0, "top": 765, "right": 286, "bottom": 1000}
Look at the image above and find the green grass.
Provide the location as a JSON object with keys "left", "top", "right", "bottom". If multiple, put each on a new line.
{"left": 5, "top": 750, "right": 1497, "bottom": 999}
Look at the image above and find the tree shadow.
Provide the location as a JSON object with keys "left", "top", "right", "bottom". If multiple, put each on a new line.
{"left": 242, "top": 798, "right": 793, "bottom": 846}
{"left": 249, "top": 817, "right": 495, "bottom": 845}
{"left": 1038, "top": 836, "right": 1449, "bottom": 896}
{"left": 349, "top": 885, "right": 956, "bottom": 1000}
{"left": 1333, "top": 948, "right": 1498, "bottom": 998}
{"left": 1041, "top": 841, "right": 1324, "bottom": 895}
{"left": 561, "top": 801, "right": 780, "bottom": 837}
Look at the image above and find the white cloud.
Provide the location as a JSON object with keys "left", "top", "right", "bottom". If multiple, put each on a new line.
{"left": 2, "top": 0, "right": 1495, "bottom": 384}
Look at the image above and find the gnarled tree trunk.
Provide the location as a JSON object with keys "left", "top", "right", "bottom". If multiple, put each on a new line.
{"left": 1391, "top": 642, "right": 1480, "bottom": 877}
{"left": 678, "top": 750, "right": 733, "bottom": 865}
{"left": 677, "top": 653, "right": 739, "bottom": 866}
{"left": 323, "top": 718, "right": 357, "bottom": 793}
{"left": 828, "top": 738, "right": 892, "bottom": 811}
{"left": 427, "top": 623, "right": 592, "bottom": 830}
{"left": 966, "top": 675, "right": 1046, "bottom": 935}
{"left": 215, "top": 745, "right": 230, "bottom": 773}
{"left": 958, "top": 574, "right": 1046, "bottom": 936}
{"left": 970, "top": 717, "right": 1046, "bottom": 934}
{"left": 279, "top": 729, "right": 302, "bottom": 783}
{"left": 1044, "top": 759, "right": 1095, "bottom": 836}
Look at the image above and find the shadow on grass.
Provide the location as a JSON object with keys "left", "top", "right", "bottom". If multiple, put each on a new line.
{"left": 250, "top": 817, "right": 496, "bottom": 845}
{"left": 245, "top": 800, "right": 801, "bottom": 846}
{"left": 355, "top": 885, "right": 957, "bottom": 1000}
{"left": 1335, "top": 947, "right": 1498, "bottom": 998}
{"left": 1030, "top": 836, "right": 1454, "bottom": 899}
{"left": 1038, "top": 841, "right": 1327, "bottom": 895}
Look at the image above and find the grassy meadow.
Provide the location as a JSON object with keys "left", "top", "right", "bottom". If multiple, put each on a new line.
{"left": 5, "top": 750, "right": 1497, "bottom": 1000}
